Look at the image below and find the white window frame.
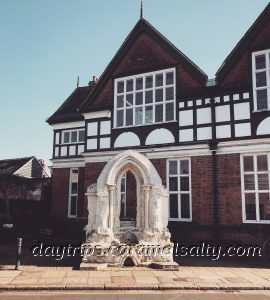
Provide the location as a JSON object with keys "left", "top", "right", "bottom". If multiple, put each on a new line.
{"left": 240, "top": 153, "right": 270, "bottom": 224}
{"left": 62, "top": 129, "right": 85, "bottom": 144}
{"left": 68, "top": 168, "right": 79, "bottom": 218}
{"left": 114, "top": 68, "right": 176, "bottom": 128}
{"left": 167, "top": 158, "right": 192, "bottom": 222}
{"left": 252, "top": 49, "right": 270, "bottom": 111}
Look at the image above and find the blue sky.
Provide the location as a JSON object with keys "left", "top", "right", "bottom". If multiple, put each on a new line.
{"left": 0, "top": 0, "right": 269, "bottom": 166}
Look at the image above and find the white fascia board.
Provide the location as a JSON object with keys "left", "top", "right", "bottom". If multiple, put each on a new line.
{"left": 83, "top": 144, "right": 211, "bottom": 162}
{"left": 218, "top": 139, "right": 270, "bottom": 154}
{"left": 83, "top": 110, "right": 111, "bottom": 120}
{"left": 51, "top": 157, "right": 85, "bottom": 168}
{"left": 52, "top": 121, "right": 85, "bottom": 130}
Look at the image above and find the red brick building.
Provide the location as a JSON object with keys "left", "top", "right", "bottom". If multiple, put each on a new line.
{"left": 47, "top": 4, "right": 270, "bottom": 245}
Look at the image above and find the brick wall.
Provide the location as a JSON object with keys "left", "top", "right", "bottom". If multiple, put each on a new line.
{"left": 52, "top": 155, "right": 270, "bottom": 245}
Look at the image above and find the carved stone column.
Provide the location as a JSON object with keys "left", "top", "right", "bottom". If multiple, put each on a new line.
{"left": 142, "top": 185, "right": 151, "bottom": 230}
{"left": 107, "top": 184, "right": 116, "bottom": 230}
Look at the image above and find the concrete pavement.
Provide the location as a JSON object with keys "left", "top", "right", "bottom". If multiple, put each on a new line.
{"left": 0, "top": 266, "right": 270, "bottom": 291}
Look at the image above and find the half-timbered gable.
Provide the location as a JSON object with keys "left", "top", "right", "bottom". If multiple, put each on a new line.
{"left": 47, "top": 4, "right": 270, "bottom": 246}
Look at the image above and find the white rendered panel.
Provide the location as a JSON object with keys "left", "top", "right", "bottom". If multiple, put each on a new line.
{"left": 197, "top": 127, "right": 212, "bottom": 140}
{"left": 87, "top": 139, "right": 98, "bottom": 150}
{"left": 234, "top": 103, "right": 250, "bottom": 120}
{"left": 179, "top": 110, "right": 193, "bottom": 126}
{"left": 100, "top": 121, "right": 111, "bottom": 135}
{"left": 87, "top": 122, "right": 98, "bottom": 136}
{"left": 216, "top": 125, "right": 231, "bottom": 139}
{"left": 257, "top": 117, "right": 270, "bottom": 135}
{"left": 114, "top": 132, "right": 140, "bottom": 148}
{"left": 100, "top": 137, "right": 110, "bottom": 149}
{"left": 216, "top": 105, "right": 230, "bottom": 122}
{"left": 197, "top": 107, "right": 211, "bottom": 124}
{"left": 179, "top": 129, "right": 193, "bottom": 142}
{"left": 235, "top": 123, "right": 251, "bottom": 137}
{"left": 146, "top": 129, "right": 175, "bottom": 145}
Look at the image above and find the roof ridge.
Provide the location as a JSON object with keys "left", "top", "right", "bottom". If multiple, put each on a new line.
{"left": 0, "top": 156, "right": 35, "bottom": 162}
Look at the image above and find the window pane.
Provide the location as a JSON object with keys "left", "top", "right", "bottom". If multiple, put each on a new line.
{"left": 71, "top": 131, "right": 77, "bottom": 143}
{"left": 257, "top": 155, "right": 268, "bottom": 171}
{"left": 169, "top": 194, "right": 178, "bottom": 219}
{"left": 136, "top": 77, "right": 143, "bottom": 90}
{"left": 166, "top": 87, "right": 174, "bottom": 101}
{"left": 78, "top": 130, "right": 85, "bottom": 142}
{"left": 145, "top": 75, "right": 153, "bottom": 88}
{"left": 145, "top": 90, "right": 153, "bottom": 104}
{"left": 169, "top": 177, "right": 178, "bottom": 191}
{"left": 117, "top": 110, "right": 124, "bottom": 127}
{"left": 117, "top": 81, "right": 124, "bottom": 93}
{"left": 245, "top": 193, "right": 256, "bottom": 221}
{"left": 155, "top": 88, "right": 163, "bottom": 102}
{"left": 126, "top": 108, "right": 133, "bottom": 126}
{"left": 71, "top": 182, "right": 78, "bottom": 194}
{"left": 135, "top": 92, "right": 143, "bottom": 105}
{"left": 180, "top": 177, "right": 189, "bottom": 191}
{"left": 180, "top": 160, "right": 189, "bottom": 175}
{"left": 258, "top": 174, "right": 269, "bottom": 190}
{"left": 126, "top": 94, "right": 133, "bottom": 106}
{"left": 244, "top": 174, "right": 255, "bottom": 190}
{"left": 70, "top": 196, "right": 77, "bottom": 216}
{"left": 135, "top": 107, "right": 143, "bottom": 125}
{"left": 63, "top": 132, "right": 70, "bottom": 143}
{"left": 243, "top": 156, "right": 254, "bottom": 172}
{"left": 166, "top": 72, "right": 174, "bottom": 85}
{"left": 256, "top": 71, "right": 267, "bottom": 87}
{"left": 155, "top": 104, "right": 163, "bottom": 122}
{"left": 181, "top": 194, "right": 190, "bottom": 219}
{"left": 169, "top": 160, "right": 178, "bottom": 175}
{"left": 117, "top": 95, "right": 124, "bottom": 108}
{"left": 256, "top": 89, "right": 268, "bottom": 110}
{"left": 155, "top": 73, "right": 163, "bottom": 87}
{"left": 126, "top": 79, "right": 133, "bottom": 92}
{"left": 121, "top": 175, "right": 126, "bottom": 192}
{"left": 166, "top": 102, "right": 174, "bottom": 121}
{"left": 145, "top": 106, "right": 153, "bottom": 124}
{"left": 259, "top": 193, "right": 270, "bottom": 221}
{"left": 255, "top": 54, "right": 266, "bottom": 70}
{"left": 71, "top": 168, "right": 78, "bottom": 177}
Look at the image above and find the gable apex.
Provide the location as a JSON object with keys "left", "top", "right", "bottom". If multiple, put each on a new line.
{"left": 79, "top": 18, "right": 208, "bottom": 112}
{"left": 216, "top": 2, "right": 270, "bottom": 83}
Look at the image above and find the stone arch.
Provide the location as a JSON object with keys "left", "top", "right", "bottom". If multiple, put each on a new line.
{"left": 97, "top": 150, "right": 162, "bottom": 192}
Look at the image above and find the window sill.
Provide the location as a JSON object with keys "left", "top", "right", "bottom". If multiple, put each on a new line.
{"left": 169, "top": 219, "right": 192, "bottom": 222}
{"left": 113, "top": 120, "right": 177, "bottom": 130}
{"left": 252, "top": 109, "right": 270, "bottom": 113}
{"left": 243, "top": 221, "right": 270, "bottom": 224}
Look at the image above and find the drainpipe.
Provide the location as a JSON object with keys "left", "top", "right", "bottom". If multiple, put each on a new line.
{"left": 209, "top": 96, "right": 219, "bottom": 241}
{"left": 209, "top": 141, "right": 219, "bottom": 241}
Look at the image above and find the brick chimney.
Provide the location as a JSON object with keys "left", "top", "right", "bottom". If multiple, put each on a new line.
{"left": 88, "top": 75, "right": 99, "bottom": 86}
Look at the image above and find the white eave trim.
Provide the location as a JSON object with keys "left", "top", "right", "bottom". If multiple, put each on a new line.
{"left": 52, "top": 121, "right": 85, "bottom": 130}
{"left": 51, "top": 157, "right": 85, "bottom": 168}
{"left": 83, "top": 110, "right": 111, "bottom": 120}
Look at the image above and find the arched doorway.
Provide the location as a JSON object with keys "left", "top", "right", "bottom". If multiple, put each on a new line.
{"left": 119, "top": 171, "right": 137, "bottom": 227}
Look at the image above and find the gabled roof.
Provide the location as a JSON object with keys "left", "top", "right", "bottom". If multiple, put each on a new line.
{"left": 79, "top": 18, "right": 208, "bottom": 112}
{"left": 46, "top": 85, "right": 94, "bottom": 125}
{"left": 0, "top": 156, "right": 34, "bottom": 175}
{"left": 216, "top": 2, "right": 270, "bottom": 83}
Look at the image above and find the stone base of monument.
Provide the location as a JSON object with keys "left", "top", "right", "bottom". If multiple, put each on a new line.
{"left": 149, "top": 262, "right": 179, "bottom": 271}
{"left": 80, "top": 262, "right": 108, "bottom": 271}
